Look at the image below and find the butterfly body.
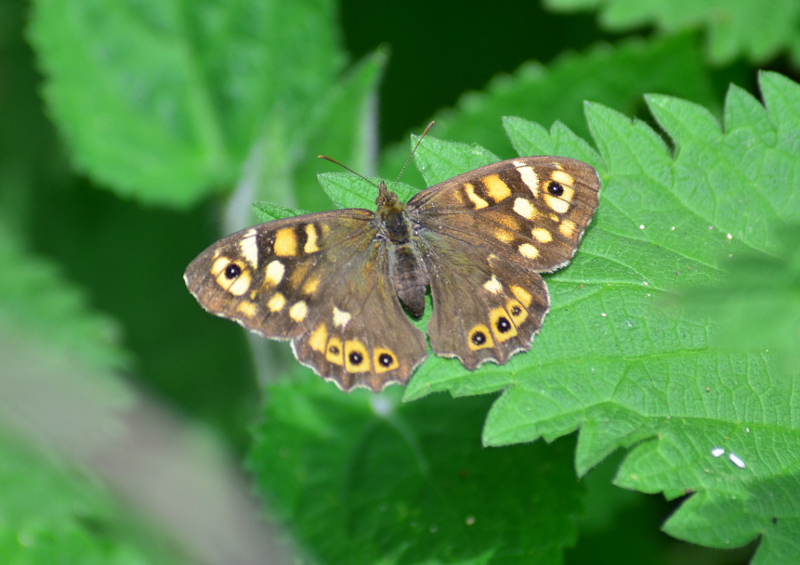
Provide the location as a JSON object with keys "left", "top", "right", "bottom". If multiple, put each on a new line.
{"left": 185, "top": 156, "right": 600, "bottom": 392}
{"left": 375, "top": 186, "right": 430, "bottom": 318}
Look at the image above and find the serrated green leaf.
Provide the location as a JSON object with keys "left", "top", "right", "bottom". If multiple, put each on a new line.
{"left": 29, "top": 0, "right": 344, "bottom": 208}
{"left": 251, "top": 201, "right": 308, "bottom": 223}
{"left": 249, "top": 374, "right": 582, "bottom": 565}
{"left": 412, "top": 135, "right": 500, "bottom": 187}
{"left": 317, "top": 172, "right": 419, "bottom": 209}
{"left": 407, "top": 73, "right": 800, "bottom": 562}
{"left": 547, "top": 0, "right": 800, "bottom": 64}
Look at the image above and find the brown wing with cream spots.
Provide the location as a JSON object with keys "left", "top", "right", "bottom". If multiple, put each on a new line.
{"left": 408, "top": 156, "right": 600, "bottom": 273}
{"left": 408, "top": 156, "right": 600, "bottom": 367}
{"left": 184, "top": 209, "right": 426, "bottom": 392}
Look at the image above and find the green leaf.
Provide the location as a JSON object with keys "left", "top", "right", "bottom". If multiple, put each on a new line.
{"left": 249, "top": 374, "right": 583, "bottom": 565}
{"left": 234, "top": 48, "right": 388, "bottom": 224}
{"left": 28, "top": 0, "right": 345, "bottom": 208}
{"left": 547, "top": 0, "right": 800, "bottom": 64}
{"left": 412, "top": 135, "right": 500, "bottom": 187}
{"left": 317, "top": 172, "right": 420, "bottom": 208}
{"left": 408, "top": 72, "right": 800, "bottom": 562}
{"left": 252, "top": 201, "right": 309, "bottom": 223}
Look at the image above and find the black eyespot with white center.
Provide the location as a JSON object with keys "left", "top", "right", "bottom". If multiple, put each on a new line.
{"left": 378, "top": 353, "right": 393, "bottom": 367}
{"left": 548, "top": 181, "right": 564, "bottom": 197}
{"left": 349, "top": 351, "right": 364, "bottom": 366}
{"left": 471, "top": 331, "right": 487, "bottom": 345}
{"left": 329, "top": 344, "right": 340, "bottom": 355}
{"left": 496, "top": 317, "right": 512, "bottom": 333}
{"left": 224, "top": 263, "right": 242, "bottom": 279}
{"left": 511, "top": 305, "right": 522, "bottom": 316}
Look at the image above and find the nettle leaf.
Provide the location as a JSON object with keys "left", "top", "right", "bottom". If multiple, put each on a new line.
{"left": 249, "top": 375, "right": 582, "bottom": 565}
{"left": 317, "top": 172, "right": 420, "bottom": 208}
{"left": 252, "top": 201, "right": 309, "bottom": 223}
{"left": 547, "top": 0, "right": 800, "bottom": 64}
{"left": 29, "top": 0, "right": 344, "bottom": 208}
{"left": 409, "top": 72, "right": 800, "bottom": 561}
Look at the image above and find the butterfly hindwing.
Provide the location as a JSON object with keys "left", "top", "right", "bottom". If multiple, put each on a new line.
{"left": 289, "top": 235, "right": 427, "bottom": 391}
{"left": 422, "top": 238, "right": 551, "bottom": 368}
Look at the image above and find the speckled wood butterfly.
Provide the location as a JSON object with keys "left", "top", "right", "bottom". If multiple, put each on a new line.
{"left": 185, "top": 144, "right": 600, "bottom": 392}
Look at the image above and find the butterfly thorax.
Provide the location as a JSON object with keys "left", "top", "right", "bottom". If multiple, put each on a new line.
{"left": 375, "top": 183, "right": 430, "bottom": 318}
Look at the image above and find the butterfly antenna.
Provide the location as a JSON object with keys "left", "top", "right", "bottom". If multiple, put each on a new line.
{"left": 392, "top": 121, "right": 435, "bottom": 190}
{"left": 317, "top": 154, "right": 381, "bottom": 189}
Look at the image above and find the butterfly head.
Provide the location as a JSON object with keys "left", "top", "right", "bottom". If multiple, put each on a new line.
{"left": 376, "top": 181, "right": 404, "bottom": 214}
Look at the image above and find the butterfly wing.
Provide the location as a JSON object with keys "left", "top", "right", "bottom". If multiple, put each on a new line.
{"left": 408, "top": 156, "right": 600, "bottom": 368}
{"left": 184, "top": 210, "right": 426, "bottom": 391}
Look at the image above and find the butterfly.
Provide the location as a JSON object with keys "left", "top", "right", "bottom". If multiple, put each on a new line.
{"left": 184, "top": 145, "right": 600, "bottom": 392}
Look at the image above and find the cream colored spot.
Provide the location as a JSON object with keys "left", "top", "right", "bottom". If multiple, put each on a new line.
{"left": 464, "top": 183, "right": 489, "bottom": 209}
{"left": 268, "top": 293, "right": 286, "bottom": 312}
{"left": 228, "top": 271, "right": 251, "bottom": 296}
{"left": 560, "top": 220, "right": 577, "bottom": 238}
{"left": 274, "top": 228, "right": 298, "bottom": 257}
{"left": 519, "top": 243, "right": 539, "bottom": 259}
{"left": 482, "top": 174, "right": 511, "bottom": 202}
{"left": 333, "top": 307, "right": 351, "bottom": 328}
{"left": 532, "top": 227, "right": 553, "bottom": 243}
{"left": 239, "top": 229, "right": 259, "bottom": 268}
{"left": 304, "top": 224, "right": 319, "bottom": 254}
{"left": 551, "top": 170, "right": 574, "bottom": 186}
{"left": 517, "top": 165, "right": 539, "bottom": 197}
{"left": 236, "top": 300, "right": 257, "bottom": 318}
{"left": 302, "top": 274, "right": 321, "bottom": 295}
{"left": 544, "top": 194, "right": 570, "bottom": 214}
{"left": 309, "top": 323, "right": 328, "bottom": 353}
{"left": 511, "top": 285, "right": 532, "bottom": 307}
{"left": 494, "top": 229, "right": 514, "bottom": 244}
{"left": 265, "top": 260, "right": 285, "bottom": 286}
{"left": 556, "top": 184, "right": 575, "bottom": 202}
{"left": 289, "top": 300, "right": 308, "bottom": 322}
{"left": 483, "top": 276, "right": 503, "bottom": 294}
{"left": 513, "top": 197, "right": 536, "bottom": 220}
{"left": 211, "top": 257, "right": 229, "bottom": 276}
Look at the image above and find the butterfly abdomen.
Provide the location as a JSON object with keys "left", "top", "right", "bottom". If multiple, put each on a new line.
{"left": 389, "top": 244, "right": 429, "bottom": 318}
{"left": 377, "top": 189, "right": 430, "bottom": 318}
